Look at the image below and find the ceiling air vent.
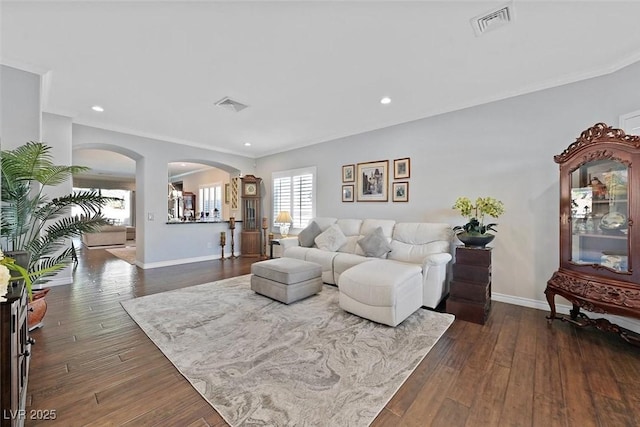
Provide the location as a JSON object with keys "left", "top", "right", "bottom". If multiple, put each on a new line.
{"left": 215, "top": 97, "right": 249, "bottom": 113}
{"left": 471, "top": 2, "right": 514, "bottom": 37}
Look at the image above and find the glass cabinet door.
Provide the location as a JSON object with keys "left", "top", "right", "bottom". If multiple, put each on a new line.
{"left": 243, "top": 199, "right": 257, "bottom": 230}
{"left": 570, "top": 159, "right": 629, "bottom": 272}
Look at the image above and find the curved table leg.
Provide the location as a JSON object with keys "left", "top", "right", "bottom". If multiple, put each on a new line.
{"left": 544, "top": 287, "right": 557, "bottom": 324}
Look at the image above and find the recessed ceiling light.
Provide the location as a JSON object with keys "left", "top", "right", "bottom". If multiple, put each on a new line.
{"left": 244, "top": 142, "right": 251, "bottom": 147}
{"left": 91, "top": 105, "right": 104, "bottom": 112}
{"left": 380, "top": 97, "right": 391, "bottom": 105}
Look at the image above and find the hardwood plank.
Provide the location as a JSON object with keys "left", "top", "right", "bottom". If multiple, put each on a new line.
{"left": 384, "top": 336, "right": 455, "bottom": 417}
{"left": 533, "top": 309, "right": 568, "bottom": 427}
{"left": 557, "top": 343, "right": 598, "bottom": 427}
{"left": 591, "top": 393, "right": 637, "bottom": 427}
{"left": 500, "top": 350, "right": 536, "bottom": 426}
{"left": 464, "top": 363, "right": 510, "bottom": 426}
{"left": 430, "top": 398, "right": 469, "bottom": 427}
{"left": 401, "top": 366, "right": 457, "bottom": 425}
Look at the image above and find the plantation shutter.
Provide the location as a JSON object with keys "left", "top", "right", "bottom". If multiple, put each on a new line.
{"left": 272, "top": 167, "right": 316, "bottom": 229}
{"left": 272, "top": 176, "right": 292, "bottom": 225}
{"left": 292, "top": 173, "right": 313, "bottom": 228}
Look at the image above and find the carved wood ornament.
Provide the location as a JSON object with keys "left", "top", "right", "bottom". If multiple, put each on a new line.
{"left": 554, "top": 122, "right": 640, "bottom": 164}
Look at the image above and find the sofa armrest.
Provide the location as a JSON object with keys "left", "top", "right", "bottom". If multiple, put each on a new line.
{"left": 421, "top": 252, "right": 453, "bottom": 309}
{"left": 423, "top": 252, "right": 452, "bottom": 268}
{"left": 279, "top": 237, "right": 300, "bottom": 252}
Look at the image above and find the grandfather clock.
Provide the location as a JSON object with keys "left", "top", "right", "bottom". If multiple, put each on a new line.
{"left": 241, "top": 175, "right": 262, "bottom": 257}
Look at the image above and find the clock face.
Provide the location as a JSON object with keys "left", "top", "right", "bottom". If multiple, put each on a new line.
{"left": 245, "top": 183, "right": 257, "bottom": 196}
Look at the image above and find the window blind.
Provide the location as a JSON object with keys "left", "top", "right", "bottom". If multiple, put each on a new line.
{"left": 272, "top": 167, "right": 316, "bottom": 229}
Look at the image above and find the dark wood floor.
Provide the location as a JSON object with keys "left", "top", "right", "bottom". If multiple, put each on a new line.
{"left": 24, "top": 246, "right": 640, "bottom": 426}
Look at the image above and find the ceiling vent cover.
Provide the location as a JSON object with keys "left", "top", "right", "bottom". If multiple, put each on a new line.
{"left": 215, "top": 97, "right": 249, "bottom": 113}
{"left": 471, "top": 2, "right": 514, "bottom": 37}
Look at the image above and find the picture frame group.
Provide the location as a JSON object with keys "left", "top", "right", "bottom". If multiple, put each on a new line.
{"left": 342, "top": 157, "right": 411, "bottom": 202}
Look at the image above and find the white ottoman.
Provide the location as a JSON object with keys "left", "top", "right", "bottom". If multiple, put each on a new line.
{"left": 251, "top": 258, "right": 323, "bottom": 304}
{"left": 338, "top": 260, "right": 423, "bottom": 326}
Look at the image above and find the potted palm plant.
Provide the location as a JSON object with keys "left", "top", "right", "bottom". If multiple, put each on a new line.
{"left": 1, "top": 142, "right": 114, "bottom": 329}
{"left": 452, "top": 196, "right": 505, "bottom": 248}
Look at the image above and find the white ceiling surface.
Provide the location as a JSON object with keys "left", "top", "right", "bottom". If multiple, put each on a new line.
{"left": 3, "top": 1, "right": 640, "bottom": 162}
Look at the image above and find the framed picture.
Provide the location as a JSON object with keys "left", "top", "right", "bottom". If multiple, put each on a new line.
{"left": 356, "top": 160, "right": 389, "bottom": 202}
{"left": 342, "top": 164, "right": 355, "bottom": 182}
{"left": 392, "top": 181, "right": 409, "bottom": 202}
{"left": 225, "top": 183, "right": 230, "bottom": 204}
{"left": 342, "top": 184, "right": 354, "bottom": 202}
{"left": 394, "top": 157, "right": 410, "bottom": 179}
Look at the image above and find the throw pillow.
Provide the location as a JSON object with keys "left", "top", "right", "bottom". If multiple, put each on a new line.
{"left": 314, "top": 224, "right": 347, "bottom": 252}
{"left": 357, "top": 226, "right": 392, "bottom": 258}
{"left": 298, "top": 221, "right": 322, "bottom": 248}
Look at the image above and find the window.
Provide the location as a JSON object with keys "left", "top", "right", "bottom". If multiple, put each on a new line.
{"left": 72, "top": 187, "right": 132, "bottom": 226}
{"left": 272, "top": 167, "right": 316, "bottom": 228}
{"left": 199, "top": 183, "right": 223, "bottom": 217}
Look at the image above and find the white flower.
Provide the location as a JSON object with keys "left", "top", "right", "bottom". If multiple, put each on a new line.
{"left": 0, "top": 265, "right": 10, "bottom": 296}
{"left": 0, "top": 249, "right": 4, "bottom": 261}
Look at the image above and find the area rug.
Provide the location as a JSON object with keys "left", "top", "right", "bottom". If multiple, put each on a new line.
{"left": 105, "top": 247, "right": 136, "bottom": 264}
{"left": 121, "top": 275, "right": 454, "bottom": 426}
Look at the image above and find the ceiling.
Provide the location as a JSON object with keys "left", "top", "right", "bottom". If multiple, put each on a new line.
{"left": 3, "top": 1, "right": 640, "bottom": 168}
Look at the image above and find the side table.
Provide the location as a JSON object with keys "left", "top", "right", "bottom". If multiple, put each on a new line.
{"left": 447, "top": 246, "right": 492, "bottom": 325}
{"left": 269, "top": 239, "right": 281, "bottom": 259}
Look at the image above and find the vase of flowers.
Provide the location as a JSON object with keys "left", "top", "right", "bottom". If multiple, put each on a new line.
{"left": 452, "top": 196, "right": 505, "bottom": 248}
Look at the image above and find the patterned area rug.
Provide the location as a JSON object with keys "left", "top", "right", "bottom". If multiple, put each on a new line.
{"left": 121, "top": 275, "right": 454, "bottom": 426}
{"left": 105, "top": 247, "right": 136, "bottom": 264}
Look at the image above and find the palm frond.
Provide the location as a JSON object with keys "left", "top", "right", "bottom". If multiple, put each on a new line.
{"left": 1, "top": 141, "right": 112, "bottom": 295}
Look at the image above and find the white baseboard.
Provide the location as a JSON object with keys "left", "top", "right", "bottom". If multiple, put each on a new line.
{"left": 492, "top": 292, "right": 640, "bottom": 334}
{"left": 138, "top": 252, "right": 240, "bottom": 269}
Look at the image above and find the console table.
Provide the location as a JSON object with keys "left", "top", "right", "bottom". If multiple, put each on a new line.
{"left": 447, "top": 246, "right": 492, "bottom": 325}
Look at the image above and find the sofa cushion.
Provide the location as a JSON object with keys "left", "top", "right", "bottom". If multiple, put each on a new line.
{"left": 333, "top": 253, "right": 375, "bottom": 284}
{"left": 336, "top": 219, "right": 363, "bottom": 236}
{"left": 315, "top": 224, "right": 347, "bottom": 251}
{"left": 357, "top": 226, "right": 392, "bottom": 258}
{"left": 335, "top": 219, "right": 364, "bottom": 253}
{"left": 309, "top": 217, "right": 338, "bottom": 232}
{"left": 298, "top": 221, "right": 322, "bottom": 247}
{"left": 354, "top": 219, "right": 395, "bottom": 256}
{"left": 360, "top": 219, "right": 396, "bottom": 238}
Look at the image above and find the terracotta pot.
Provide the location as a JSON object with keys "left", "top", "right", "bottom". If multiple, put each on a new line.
{"left": 28, "top": 288, "right": 50, "bottom": 331}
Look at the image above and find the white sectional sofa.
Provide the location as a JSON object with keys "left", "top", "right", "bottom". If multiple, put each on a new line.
{"left": 279, "top": 218, "right": 453, "bottom": 310}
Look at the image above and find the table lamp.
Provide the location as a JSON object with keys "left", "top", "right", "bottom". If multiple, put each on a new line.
{"left": 275, "top": 211, "right": 293, "bottom": 237}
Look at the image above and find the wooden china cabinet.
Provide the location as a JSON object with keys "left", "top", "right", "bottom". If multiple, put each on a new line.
{"left": 240, "top": 175, "right": 262, "bottom": 257}
{"left": 546, "top": 123, "right": 640, "bottom": 344}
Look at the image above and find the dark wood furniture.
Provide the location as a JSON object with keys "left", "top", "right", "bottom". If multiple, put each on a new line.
{"left": 269, "top": 239, "right": 281, "bottom": 259}
{"left": 1, "top": 282, "right": 32, "bottom": 426}
{"left": 546, "top": 123, "right": 640, "bottom": 344}
{"left": 447, "top": 246, "right": 492, "bottom": 324}
{"left": 240, "top": 175, "right": 262, "bottom": 257}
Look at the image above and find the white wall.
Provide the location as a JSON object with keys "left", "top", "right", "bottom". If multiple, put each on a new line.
{"left": 257, "top": 60, "right": 640, "bottom": 319}
{"left": 1, "top": 65, "right": 40, "bottom": 148}
{"left": 72, "top": 124, "right": 256, "bottom": 267}
{"left": 41, "top": 113, "right": 74, "bottom": 286}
